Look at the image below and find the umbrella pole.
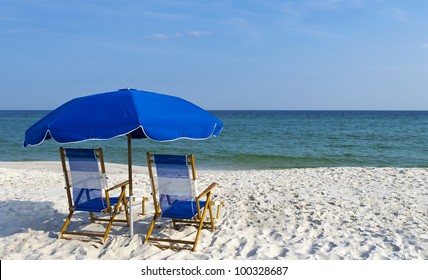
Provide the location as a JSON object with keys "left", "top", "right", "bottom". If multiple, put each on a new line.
{"left": 127, "top": 133, "right": 133, "bottom": 196}
{"left": 127, "top": 133, "right": 134, "bottom": 237}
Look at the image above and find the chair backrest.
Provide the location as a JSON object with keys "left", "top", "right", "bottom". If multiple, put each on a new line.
{"left": 60, "top": 148, "right": 107, "bottom": 211}
{"left": 147, "top": 153, "right": 197, "bottom": 216}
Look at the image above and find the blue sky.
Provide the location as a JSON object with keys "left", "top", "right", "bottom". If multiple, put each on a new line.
{"left": 1, "top": 0, "right": 428, "bottom": 110}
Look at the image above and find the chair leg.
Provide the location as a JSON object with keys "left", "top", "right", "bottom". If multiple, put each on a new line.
{"left": 192, "top": 194, "right": 211, "bottom": 251}
{"left": 122, "top": 193, "right": 129, "bottom": 213}
{"left": 89, "top": 212, "right": 95, "bottom": 223}
{"left": 141, "top": 197, "right": 149, "bottom": 215}
{"left": 59, "top": 209, "right": 74, "bottom": 239}
{"left": 216, "top": 204, "right": 222, "bottom": 219}
{"left": 208, "top": 204, "right": 215, "bottom": 231}
{"left": 103, "top": 218, "right": 114, "bottom": 244}
{"left": 123, "top": 187, "right": 130, "bottom": 225}
{"left": 102, "top": 189, "right": 126, "bottom": 244}
{"left": 124, "top": 202, "right": 130, "bottom": 225}
{"left": 145, "top": 215, "right": 158, "bottom": 244}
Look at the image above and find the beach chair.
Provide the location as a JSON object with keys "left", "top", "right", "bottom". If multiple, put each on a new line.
{"left": 58, "top": 147, "right": 130, "bottom": 244}
{"left": 145, "top": 153, "right": 223, "bottom": 251}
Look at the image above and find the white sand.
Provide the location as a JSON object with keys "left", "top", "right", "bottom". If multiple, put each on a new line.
{"left": 0, "top": 161, "right": 427, "bottom": 260}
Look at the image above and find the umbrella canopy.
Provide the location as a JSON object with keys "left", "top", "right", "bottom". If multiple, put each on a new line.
{"left": 23, "top": 88, "right": 223, "bottom": 195}
{"left": 24, "top": 88, "right": 223, "bottom": 146}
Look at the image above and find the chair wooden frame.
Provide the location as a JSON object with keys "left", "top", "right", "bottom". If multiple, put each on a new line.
{"left": 145, "top": 152, "right": 223, "bottom": 251}
{"left": 58, "top": 147, "right": 130, "bottom": 244}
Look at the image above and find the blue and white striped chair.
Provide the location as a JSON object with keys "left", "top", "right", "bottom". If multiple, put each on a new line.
{"left": 145, "top": 153, "right": 223, "bottom": 251}
{"left": 58, "top": 148, "right": 129, "bottom": 244}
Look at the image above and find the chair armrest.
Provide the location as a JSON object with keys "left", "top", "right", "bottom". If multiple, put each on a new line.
{"left": 197, "top": 182, "right": 218, "bottom": 200}
{"left": 106, "top": 180, "right": 129, "bottom": 192}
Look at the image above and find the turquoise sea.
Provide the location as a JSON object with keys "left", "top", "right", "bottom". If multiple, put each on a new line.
{"left": 1, "top": 110, "right": 428, "bottom": 170}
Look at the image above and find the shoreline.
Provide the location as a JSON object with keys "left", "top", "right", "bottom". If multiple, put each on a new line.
{"left": 3, "top": 160, "right": 428, "bottom": 171}
{"left": 0, "top": 161, "right": 427, "bottom": 260}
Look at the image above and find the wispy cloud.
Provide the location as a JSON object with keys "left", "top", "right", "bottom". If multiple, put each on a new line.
{"left": 280, "top": 2, "right": 347, "bottom": 39}
{"left": 302, "top": 0, "right": 365, "bottom": 11}
{"left": 226, "top": 17, "right": 262, "bottom": 40}
{"left": 188, "top": 31, "right": 211, "bottom": 37}
{"left": 149, "top": 30, "right": 211, "bottom": 40}
{"left": 390, "top": 8, "right": 406, "bottom": 22}
{"left": 422, "top": 43, "right": 428, "bottom": 49}
{"left": 150, "top": 33, "right": 170, "bottom": 40}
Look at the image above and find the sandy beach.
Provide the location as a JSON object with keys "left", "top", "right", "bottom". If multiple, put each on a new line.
{"left": 0, "top": 161, "right": 427, "bottom": 260}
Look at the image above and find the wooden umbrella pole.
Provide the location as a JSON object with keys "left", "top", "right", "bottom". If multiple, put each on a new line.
{"left": 127, "top": 133, "right": 135, "bottom": 237}
{"left": 127, "top": 133, "right": 133, "bottom": 196}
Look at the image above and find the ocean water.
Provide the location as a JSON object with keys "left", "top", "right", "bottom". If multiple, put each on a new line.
{"left": 1, "top": 110, "right": 428, "bottom": 170}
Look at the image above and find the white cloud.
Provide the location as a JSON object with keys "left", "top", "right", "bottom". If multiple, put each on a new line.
{"left": 188, "top": 31, "right": 211, "bottom": 37}
{"left": 303, "top": 0, "right": 364, "bottom": 11}
{"left": 174, "top": 32, "right": 184, "bottom": 38}
{"left": 390, "top": 8, "right": 406, "bottom": 22}
{"left": 150, "top": 33, "right": 169, "bottom": 40}
{"left": 226, "top": 17, "right": 262, "bottom": 40}
{"left": 422, "top": 43, "right": 428, "bottom": 49}
{"left": 149, "top": 31, "right": 211, "bottom": 40}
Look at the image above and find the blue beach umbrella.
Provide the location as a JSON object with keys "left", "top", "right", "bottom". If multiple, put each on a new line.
{"left": 23, "top": 88, "right": 223, "bottom": 195}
